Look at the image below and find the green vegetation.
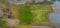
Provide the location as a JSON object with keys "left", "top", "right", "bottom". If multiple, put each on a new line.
{"left": 10, "top": 4, "right": 53, "bottom": 25}
{"left": 29, "top": 4, "right": 53, "bottom": 25}
{"left": 12, "top": 5, "right": 33, "bottom": 25}
{"left": 0, "top": 0, "right": 54, "bottom": 27}
{"left": 0, "top": 19, "right": 6, "bottom": 26}
{"left": 0, "top": 0, "right": 3, "bottom": 4}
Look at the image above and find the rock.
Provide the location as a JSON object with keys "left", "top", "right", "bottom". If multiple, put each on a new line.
{"left": 5, "top": 19, "right": 20, "bottom": 27}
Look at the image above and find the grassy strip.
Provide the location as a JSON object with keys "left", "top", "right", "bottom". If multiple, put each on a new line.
{"left": 29, "top": 4, "right": 53, "bottom": 25}
{"left": 10, "top": 4, "right": 53, "bottom": 25}
{"left": 11, "top": 5, "right": 33, "bottom": 25}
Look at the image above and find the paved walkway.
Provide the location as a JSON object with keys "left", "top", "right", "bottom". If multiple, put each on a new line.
{"left": 31, "top": 26, "right": 50, "bottom": 28}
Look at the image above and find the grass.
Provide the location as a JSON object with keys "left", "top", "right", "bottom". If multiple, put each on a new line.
{"left": 10, "top": 4, "right": 53, "bottom": 25}
{"left": 0, "top": 19, "right": 6, "bottom": 26}
{"left": 17, "top": 5, "right": 33, "bottom": 25}
{"left": 29, "top": 4, "right": 53, "bottom": 25}
{"left": 10, "top": 5, "right": 33, "bottom": 25}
